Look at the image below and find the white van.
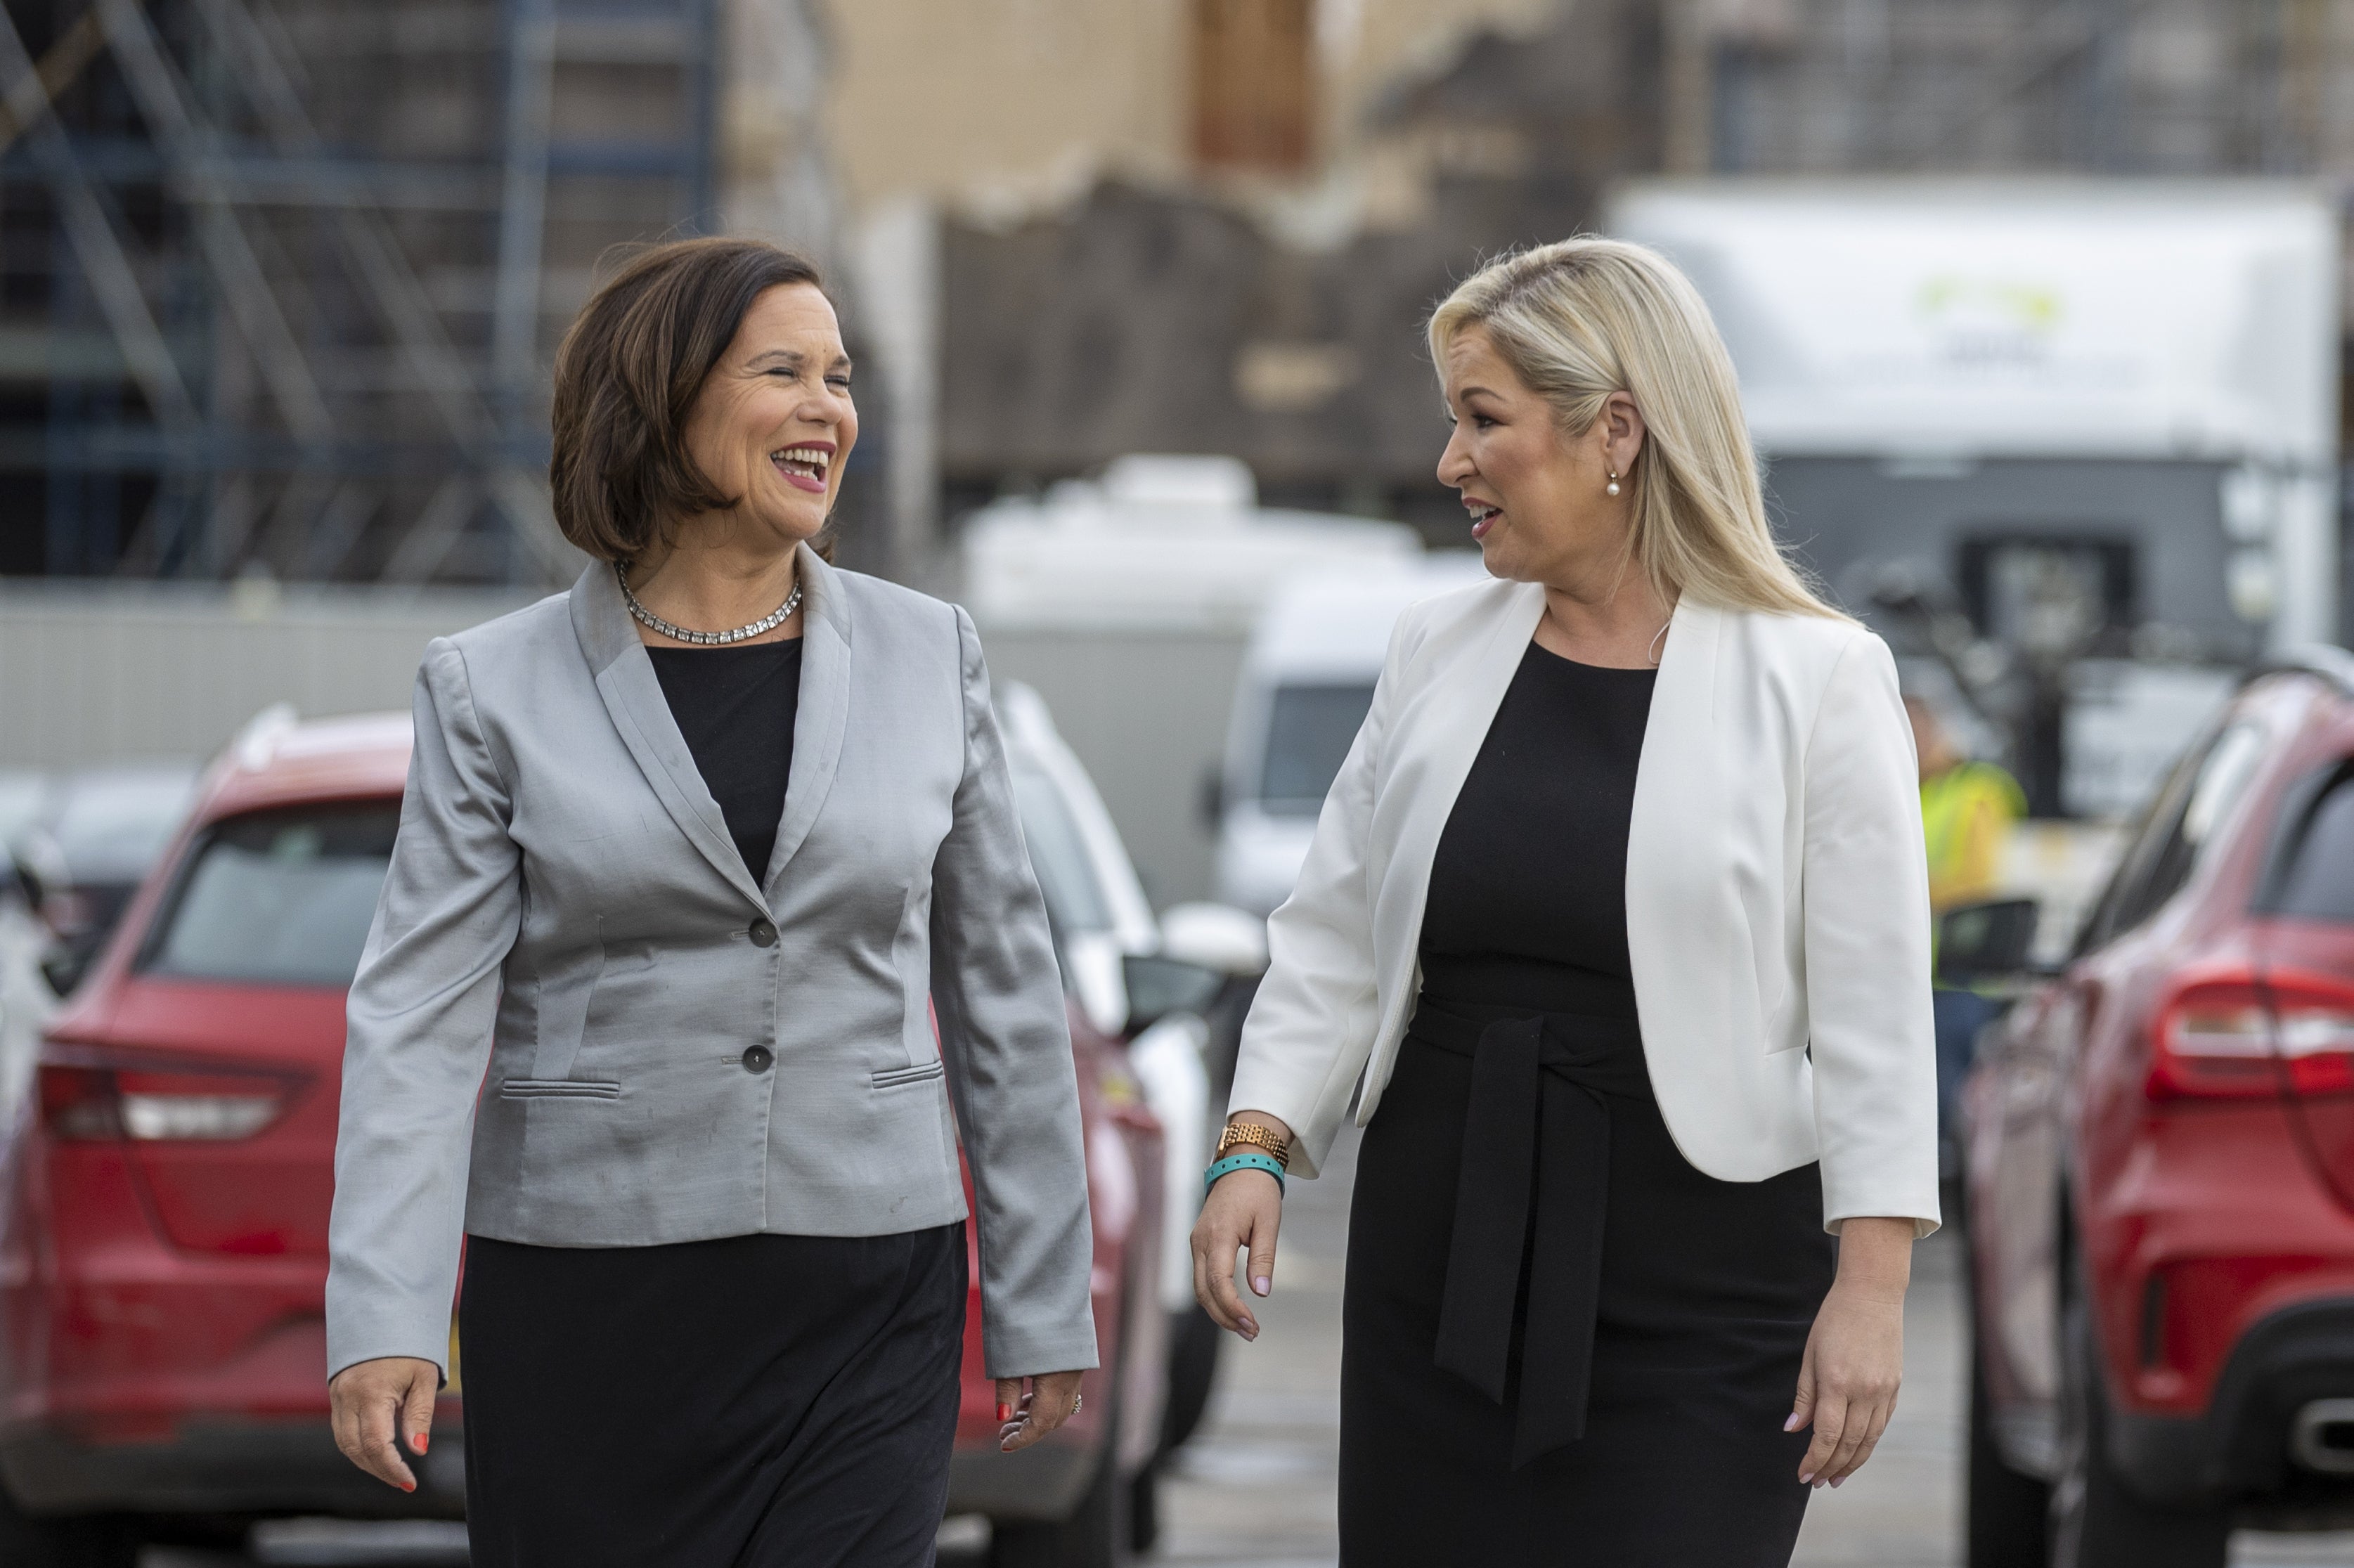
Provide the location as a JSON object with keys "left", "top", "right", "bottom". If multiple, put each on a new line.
{"left": 1212, "top": 557, "right": 1491, "bottom": 915}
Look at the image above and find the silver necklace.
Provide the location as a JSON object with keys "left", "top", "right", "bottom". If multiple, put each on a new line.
{"left": 616, "top": 563, "right": 801, "bottom": 646}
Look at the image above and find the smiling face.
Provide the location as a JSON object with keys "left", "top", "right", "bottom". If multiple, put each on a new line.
{"left": 1437, "top": 324, "right": 1638, "bottom": 588}
{"left": 676, "top": 282, "right": 856, "bottom": 550}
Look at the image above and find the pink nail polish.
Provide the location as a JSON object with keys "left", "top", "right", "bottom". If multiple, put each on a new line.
{"left": 1798, "top": 1472, "right": 1813, "bottom": 1484}
{"left": 1252, "top": 1276, "right": 1271, "bottom": 1296}
{"left": 1830, "top": 1477, "right": 1844, "bottom": 1489}
{"left": 1783, "top": 1414, "right": 1802, "bottom": 1432}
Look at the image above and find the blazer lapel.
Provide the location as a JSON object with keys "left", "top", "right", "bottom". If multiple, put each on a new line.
{"left": 1624, "top": 597, "right": 1727, "bottom": 1047}
{"left": 762, "top": 541, "right": 850, "bottom": 892}
{"left": 1368, "top": 580, "right": 1547, "bottom": 1002}
{"left": 567, "top": 561, "right": 769, "bottom": 912}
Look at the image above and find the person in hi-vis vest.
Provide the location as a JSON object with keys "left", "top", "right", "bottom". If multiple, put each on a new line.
{"left": 1906, "top": 694, "right": 2025, "bottom": 1154}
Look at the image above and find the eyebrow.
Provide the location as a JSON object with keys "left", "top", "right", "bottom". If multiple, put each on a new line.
{"left": 745, "top": 349, "right": 854, "bottom": 374}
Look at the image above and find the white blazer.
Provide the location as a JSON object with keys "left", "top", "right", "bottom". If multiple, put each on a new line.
{"left": 1228, "top": 577, "right": 1941, "bottom": 1234}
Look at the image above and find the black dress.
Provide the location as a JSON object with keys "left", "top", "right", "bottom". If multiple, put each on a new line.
{"left": 1338, "top": 644, "right": 1836, "bottom": 1566}
{"left": 459, "top": 637, "right": 969, "bottom": 1568}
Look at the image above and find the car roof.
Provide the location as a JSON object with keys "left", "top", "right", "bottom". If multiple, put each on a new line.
{"left": 195, "top": 709, "right": 413, "bottom": 822}
{"left": 1246, "top": 556, "right": 1492, "bottom": 675}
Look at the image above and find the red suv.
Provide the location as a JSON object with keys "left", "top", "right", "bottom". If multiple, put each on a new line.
{"left": 1962, "top": 649, "right": 2354, "bottom": 1567}
{"left": 0, "top": 708, "right": 1165, "bottom": 1566}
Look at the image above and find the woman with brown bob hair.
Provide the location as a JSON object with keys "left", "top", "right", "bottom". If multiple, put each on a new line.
{"left": 322, "top": 237, "right": 1096, "bottom": 1564}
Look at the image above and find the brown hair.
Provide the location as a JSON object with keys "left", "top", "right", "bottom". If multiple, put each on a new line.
{"left": 549, "top": 237, "right": 827, "bottom": 562}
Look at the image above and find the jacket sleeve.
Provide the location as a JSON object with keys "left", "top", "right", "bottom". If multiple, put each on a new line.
{"left": 325, "top": 638, "right": 521, "bottom": 1383}
{"left": 1222, "top": 618, "right": 1403, "bottom": 1180}
{"left": 1803, "top": 631, "right": 1942, "bottom": 1237}
{"left": 931, "top": 607, "right": 1099, "bottom": 1380}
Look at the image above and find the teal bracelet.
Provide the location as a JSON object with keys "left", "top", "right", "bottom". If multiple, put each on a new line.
{"left": 1205, "top": 1150, "right": 1286, "bottom": 1199}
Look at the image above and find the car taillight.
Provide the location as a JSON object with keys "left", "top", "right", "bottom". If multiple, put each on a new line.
{"left": 39, "top": 1063, "right": 291, "bottom": 1142}
{"left": 2149, "top": 970, "right": 2354, "bottom": 1099}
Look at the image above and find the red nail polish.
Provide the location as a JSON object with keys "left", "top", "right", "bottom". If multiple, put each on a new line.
{"left": 997, "top": 1403, "right": 1011, "bottom": 1423}
{"left": 415, "top": 1433, "right": 429, "bottom": 1455}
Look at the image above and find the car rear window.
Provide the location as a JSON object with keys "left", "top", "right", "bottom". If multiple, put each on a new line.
{"left": 1259, "top": 682, "right": 1376, "bottom": 815}
{"left": 2269, "top": 768, "right": 2354, "bottom": 922}
{"left": 139, "top": 803, "right": 401, "bottom": 987}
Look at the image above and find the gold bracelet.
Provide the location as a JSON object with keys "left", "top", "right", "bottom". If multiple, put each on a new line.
{"left": 1217, "top": 1122, "right": 1291, "bottom": 1169}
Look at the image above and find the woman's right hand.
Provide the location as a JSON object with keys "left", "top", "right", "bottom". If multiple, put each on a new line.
{"left": 1191, "top": 1115, "right": 1291, "bottom": 1342}
{"left": 329, "top": 1355, "right": 441, "bottom": 1492}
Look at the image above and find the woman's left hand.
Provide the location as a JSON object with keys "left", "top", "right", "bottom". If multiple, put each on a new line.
{"left": 1789, "top": 1215, "right": 1914, "bottom": 1489}
{"left": 995, "top": 1370, "right": 1087, "bottom": 1453}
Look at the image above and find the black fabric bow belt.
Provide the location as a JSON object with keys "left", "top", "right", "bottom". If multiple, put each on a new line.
{"left": 1411, "top": 999, "right": 1652, "bottom": 1468}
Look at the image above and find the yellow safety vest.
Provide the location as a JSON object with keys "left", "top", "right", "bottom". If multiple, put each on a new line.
{"left": 1921, "top": 761, "right": 2026, "bottom": 916}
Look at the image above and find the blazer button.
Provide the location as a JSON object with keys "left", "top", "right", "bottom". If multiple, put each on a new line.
{"left": 742, "top": 1044, "right": 775, "bottom": 1074}
{"left": 749, "top": 919, "right": 778, "bottom": 947}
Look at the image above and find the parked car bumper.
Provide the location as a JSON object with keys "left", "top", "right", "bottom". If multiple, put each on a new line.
{"left": 0, "top": 1418, "right": 465, "bottom": 1519}
{"left": 2109, "top": 1298, "right": 2354, "bottom": 1521}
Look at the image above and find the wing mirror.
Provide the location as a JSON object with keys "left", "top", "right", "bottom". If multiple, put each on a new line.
{"left": 1122, "top": 953, "right": 1224, "bottom": 1037}
{"left": 1934, "top": 898, "right": 2043, "bottom": 987}
{"left": 1197, "top": 765, "right": 1227, "bottom": 829}
{"left": 39, "top": 942, "right": 91, "bottom": 998}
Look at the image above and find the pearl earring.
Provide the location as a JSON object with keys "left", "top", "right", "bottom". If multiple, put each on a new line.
{"left": 1605, "top": 469, "right": 1622, "bottom": 498}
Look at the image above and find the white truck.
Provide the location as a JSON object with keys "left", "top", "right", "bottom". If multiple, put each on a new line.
{"left": 1606, "top": 179, "right": 2341, "bottom": 819}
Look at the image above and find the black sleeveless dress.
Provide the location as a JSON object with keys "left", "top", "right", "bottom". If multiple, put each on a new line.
{"left": 1338, "top": 642, "right": 1836, "bottom": 1565}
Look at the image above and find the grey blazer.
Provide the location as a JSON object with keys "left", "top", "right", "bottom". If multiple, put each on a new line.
{"left": 324, "top": 545, "right": 1097, "bottom": 1385}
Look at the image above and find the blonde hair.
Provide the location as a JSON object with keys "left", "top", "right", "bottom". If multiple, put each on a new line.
{"left": 1428, "top": 236, "right": 1841, "bottom": 620}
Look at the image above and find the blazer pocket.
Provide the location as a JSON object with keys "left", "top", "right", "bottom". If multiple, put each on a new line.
{"left": 870, "top": 1060, "right": 946, "bottom": 1091}
{"left": 498, "top": 1078, "right": 622, "bottom": 1101}
{"left": 1733, "top": 902, "right": 1799, "bottom": 1055}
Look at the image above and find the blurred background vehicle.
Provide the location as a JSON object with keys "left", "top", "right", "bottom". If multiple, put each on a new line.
{"left": 0, "top": 711, "right": 434, "bottom": 1567}
{"left": 1959, "top": 649, "right": 2354, "bottom": 1567}
{"left": 958, "top": 456, "right": 1424, "bottom": 636}
{"left": 1208, "top": 557, "right": 1489, "bottom": 916}
{"left": 984, "top": 683, "right": 1267, "bottom": 1562}
{"left": 0, "top": 775, "right": 48, "bottom": 852}
{"left": 8, "top": 764, "right": 201, "bottom": 997}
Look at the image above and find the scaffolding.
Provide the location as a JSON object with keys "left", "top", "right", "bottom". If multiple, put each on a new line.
{"left": 0, "top": 0, "right": 722, "bottom": 585}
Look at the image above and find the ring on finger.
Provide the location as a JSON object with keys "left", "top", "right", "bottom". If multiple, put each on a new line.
{"left": 1071, "top": 1393, "right": 1082, "bottom": 1416}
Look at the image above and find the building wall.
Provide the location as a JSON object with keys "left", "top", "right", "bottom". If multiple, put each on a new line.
{"left": 820, "top": 0, "right": 1192, "bottom": 217}
{"left": 818, "top": 0, "right": 1559, "bottom": 220}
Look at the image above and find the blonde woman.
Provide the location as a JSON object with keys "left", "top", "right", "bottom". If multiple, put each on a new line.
{"left": 1191, "top": 238, "right": 1938, "bottom": 1563}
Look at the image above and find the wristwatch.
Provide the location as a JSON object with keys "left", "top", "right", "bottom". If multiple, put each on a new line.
{"left": 1217, "top": 1121, "right": 1291, "bottom": 1169}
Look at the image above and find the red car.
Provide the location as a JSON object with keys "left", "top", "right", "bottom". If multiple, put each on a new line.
{"left": 1962, "top": 649, "right": 2354, "bottom": 1567}
{"left": 0, "top": 708, "right": 1166, "bottom": 1567}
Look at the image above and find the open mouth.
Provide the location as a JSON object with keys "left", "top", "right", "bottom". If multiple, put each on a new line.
{"left": 1466, "top": 502, "right": 1501, "bottom": 539}
{"left": 772, "top": 444, "right": 832, "bottom": 494}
